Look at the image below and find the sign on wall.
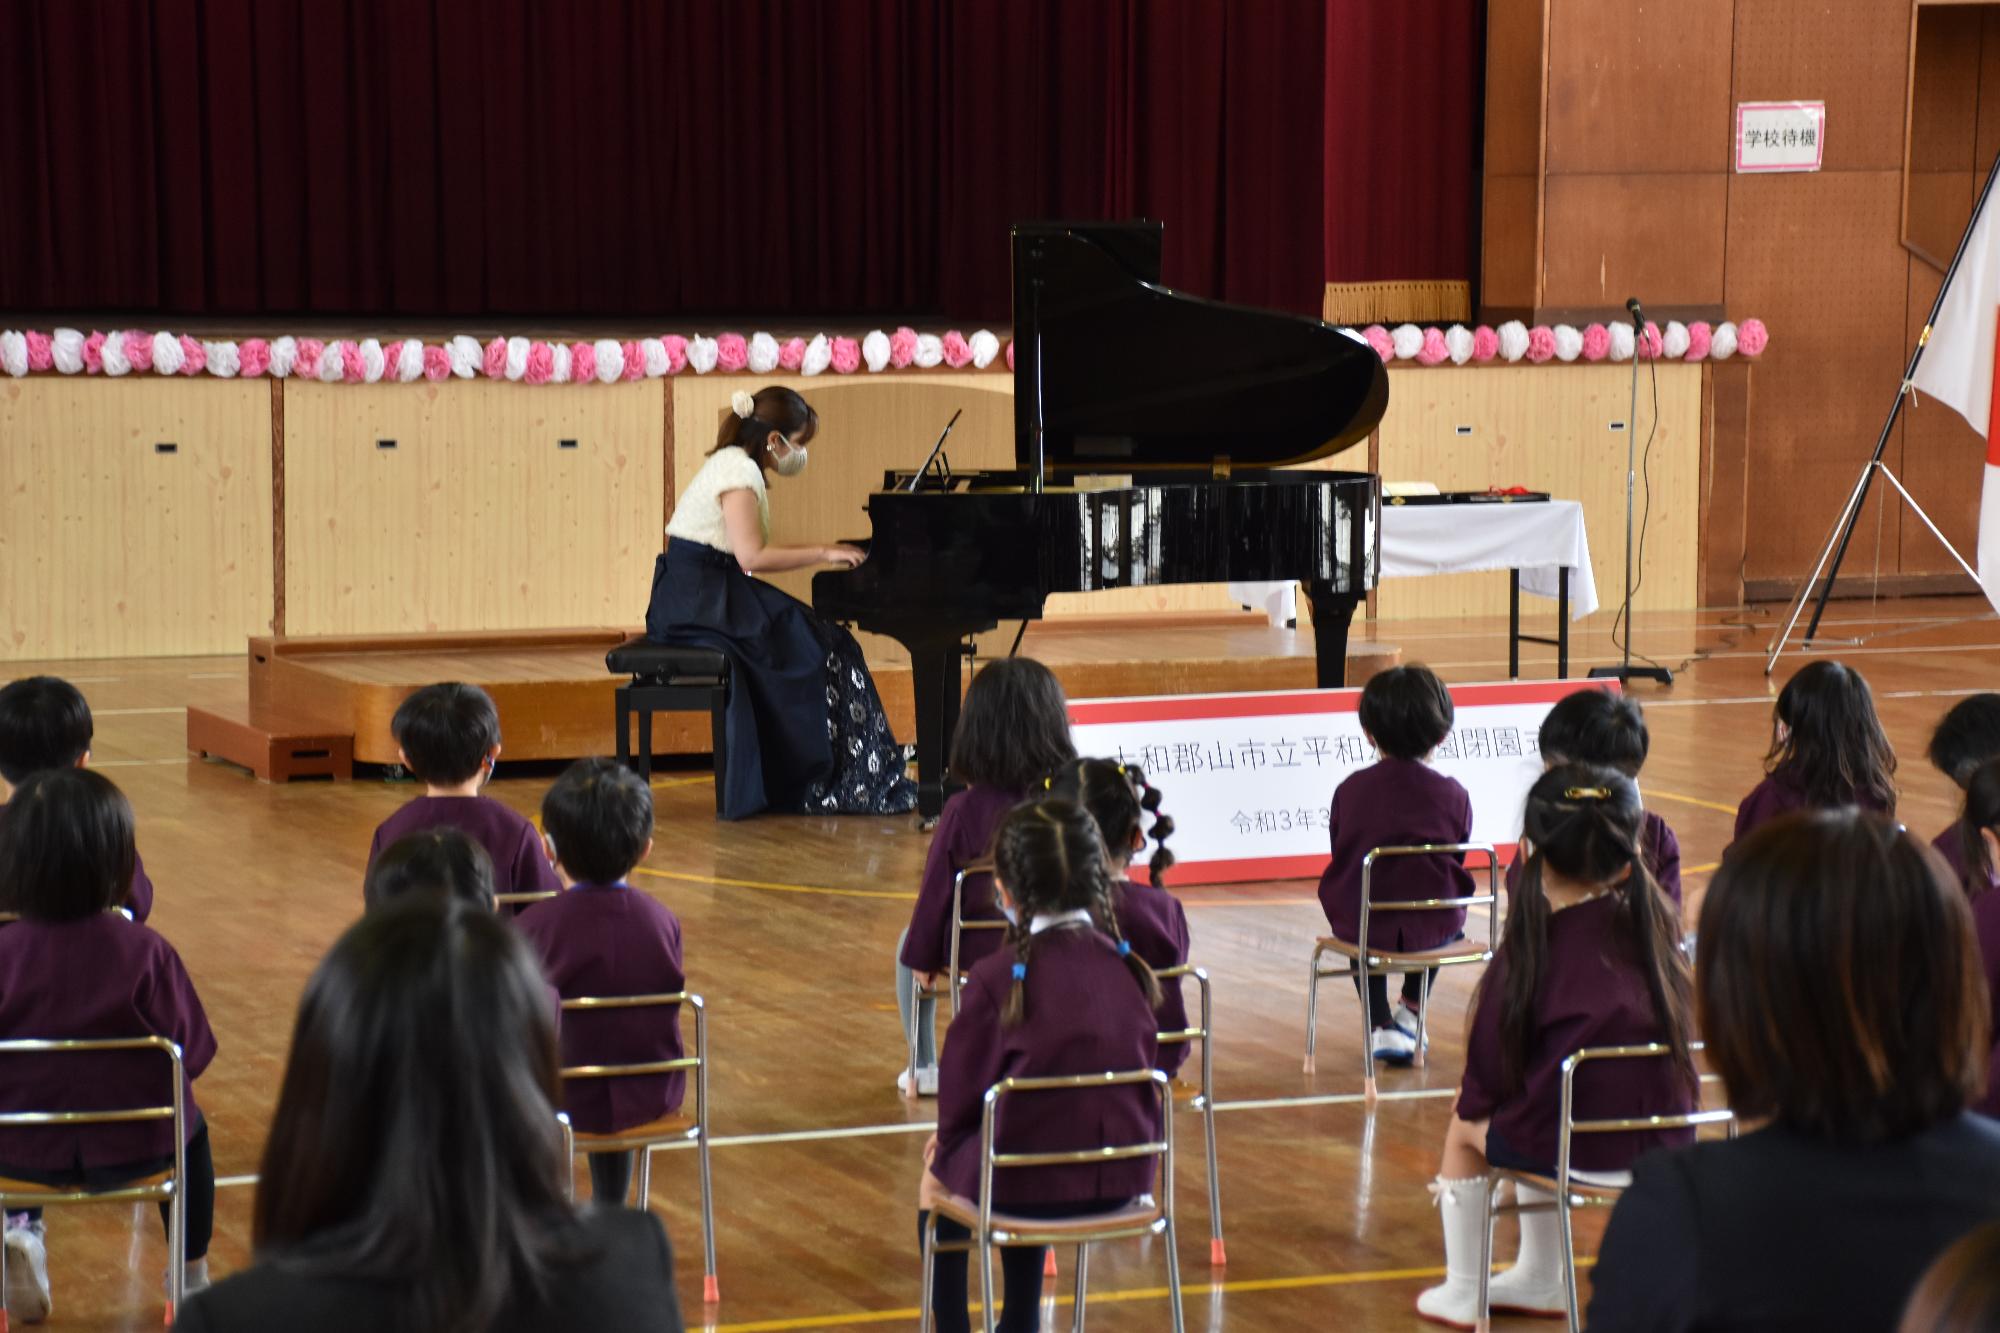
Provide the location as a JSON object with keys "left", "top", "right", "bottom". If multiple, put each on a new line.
{"left": 1735, "top": 101, "right": 1825, "bottom": 173}
{"left": 1067, "top": 680, "right": 1614, "bottom": 886}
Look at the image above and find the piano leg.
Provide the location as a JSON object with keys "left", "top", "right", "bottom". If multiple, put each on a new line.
{"left": 1303, "top": 582, "right": 1362, "bottom": 689}
{"left": 905, "top": 636, "right": 969, "bottom": 820}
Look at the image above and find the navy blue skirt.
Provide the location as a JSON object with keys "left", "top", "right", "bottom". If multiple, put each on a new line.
{"left": 645, "top": 539, "right": 915, "bottom": 820}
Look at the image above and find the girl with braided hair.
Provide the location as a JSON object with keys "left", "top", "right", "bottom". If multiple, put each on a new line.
{"left": 918, "top": 799, "right": 1161, "bottom": 1333}
{"left": 1045, "top": 758, "right": 1192, "bottom": 1076}
{"left": 1417, "top": 763, "right": 1696, "bottom": 1327}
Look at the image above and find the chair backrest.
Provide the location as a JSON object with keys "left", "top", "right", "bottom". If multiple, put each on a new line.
{"left": 0, "top": 1036, "right": 187, "bottom": 1202}
{"left": 558, "top": 992, "right": 708, "bottom": 1126}
{"left": 1359, "top": 842, "right": 1503, "bottom": 954}
{"left": 1151, "top": 964, "right": 1211, "bottom": 1090}
{"left": 948, "top": 859, "right": 1008, "bottom": 981}
{"left": 1557, "top": 1041, "right": 1734, "bottom": 1191}
{"left": 495, "top": 890, "right": 559, "bottom": 910}
{"left": 977, "top": 1069, "right": 1172, "bottom": 1230}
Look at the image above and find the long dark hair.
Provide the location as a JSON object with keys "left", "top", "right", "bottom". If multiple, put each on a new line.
{"left": 1477, "top": 763, "right": 1693, "bottom": 1098}
{"left": 1045, "top": 758, "right": 1176, "bottom": 888}
{"left": 1765, "top": 660, "right": 1897, "bottom": 814}
{"left": 991, "top": 799, "right": 1159, "bottom": 1026}
{"left": 1898, "top": 1221, "right": 2000, "bottom": 1333}
{"left": 710, "top": 385, "right": 818, "bottom": 470}
{"left": 948, "top": 658, "right": 1076, "bottom": 794}
{"left": 1928, "top": 693, "right": 2000, "bottom": 789}
{"left": 1957, "top": 757, "right": 2000, "bottom": 897}
{"left": 0, "top": 767, "right": 134, "bottom": 921}
{"left": 253, "top": 899, "right": 584, "bottom": 1333}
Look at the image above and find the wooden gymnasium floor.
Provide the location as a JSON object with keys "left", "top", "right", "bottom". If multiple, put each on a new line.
{"left": 12, "top": 596, "right": 1998, "bottom": 1332}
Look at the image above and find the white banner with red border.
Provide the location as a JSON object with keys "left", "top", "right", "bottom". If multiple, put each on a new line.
{"left": 1066, "top": 680, "right": 1617, "bottom": 886}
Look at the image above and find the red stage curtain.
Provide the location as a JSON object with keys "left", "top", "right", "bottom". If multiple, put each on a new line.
{"left": 0, "top": 0, "right": 1480, "bottom": 321}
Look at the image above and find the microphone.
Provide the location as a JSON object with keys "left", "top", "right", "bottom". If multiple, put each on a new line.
{"left": 1625, "top": 297, "right": 1645, "bottom": 329}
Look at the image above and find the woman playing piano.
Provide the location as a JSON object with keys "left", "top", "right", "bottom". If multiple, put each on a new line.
{"left": 645, "top": 386, "right": 917, "bottom": 819}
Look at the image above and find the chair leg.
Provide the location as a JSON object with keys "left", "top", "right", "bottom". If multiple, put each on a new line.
{"left": 1476, "top": 1175, "right": 1498, "bottom": 1333}
{"left": 1071, "top": 1244, "right": 1089, "bottom": 1332}
{"left": 636, "top": 708, "right": 654, "bottom": 782}
{"left": 636, "top": 1147, "right": 654, "bottom": 1209}
{"left": 978, "top": 1230, "right": 1000, "bottom": 1333}
{"left": 1202, "top": 1095, "right": 1226, "bottom": 1266}
{"left": 3, "top": 1206, "right": 12, "bottom": 1325}
{"left": 697, "top": 1129, "right": 720, "bottom": 1304}
{"left": 709, "top": 685, "right": 729, "bottom": 816}
{"left": 1358, "top": 956, "right": 1377, "bottom": 1104}
{"left": 167, "top": 1183, "right": 186, "bottom": 1324}
{"left": 919, "top": 1212, "right": 939, "bottom": 1333}
{"left": 1415, "top": 967, "right": 1433, "bottom": 1071}
{"left": 1163, "top": 1217, "right": 1187, "bottom": 1333}
{"left": 615, "top": 690, "right": 632, "bottom": 766}
{"left": 1303, "top": 944, "right": 1324, "bottom": 1073}
{"left": 1558, "top": 1187, "right": 1581, "bottom": 1333}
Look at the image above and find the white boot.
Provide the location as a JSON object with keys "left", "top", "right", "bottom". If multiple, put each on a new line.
{"left": 1486, "top": 1182, "right": 1570, "bottom": 1318}
{"left": 1415, "top": 1175, "right": 1490, "bottom": 1328}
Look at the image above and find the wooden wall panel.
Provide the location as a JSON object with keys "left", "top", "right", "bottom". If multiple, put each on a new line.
{"left": 1898, "top": 257, "right": 1984, "bottom": 575}
{"left": 1701, "top": 363, "right": 1754, "bottom": 606}
{"left": 1485, "top": 0, "right": 1549, "bottom": 178}
{"left": 1540, "top": 174, "right": 1730, "bottom": 310}
{"left": 1905, "top": 4, "right": 1984, "bottom": 262}
{"left": 0, "top": 379, "right": 273, "bottom": 659}
{"left": 1731, "top": 0, "right": 1914, "bottom": 173}
{"left": 1482, "top": 173, "right": 1544, "bottom": 312}
{"left": 282, "top": 380, "right": 663, "bottom": 635}
{"left": 1545, "top": 0, "right": 1734, "bottom": 174}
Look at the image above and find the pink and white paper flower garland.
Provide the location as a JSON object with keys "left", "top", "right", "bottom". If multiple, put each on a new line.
{"left": 1358, "top": 319, "right": 1767, "bottom": 366}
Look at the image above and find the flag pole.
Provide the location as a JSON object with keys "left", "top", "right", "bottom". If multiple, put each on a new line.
{"left": 1766, "top": 144, "right": 2000, "bottom": 674}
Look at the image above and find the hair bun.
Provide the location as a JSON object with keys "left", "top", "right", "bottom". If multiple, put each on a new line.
{"left": 730, "top": 389, "right": 755, "bottom": 419}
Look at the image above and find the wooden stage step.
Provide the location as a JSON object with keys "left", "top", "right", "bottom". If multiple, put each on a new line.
{"left": 204, "top": 619, "right": 1399, "bottom": 779}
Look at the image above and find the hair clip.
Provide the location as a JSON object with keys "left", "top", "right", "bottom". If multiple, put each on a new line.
{"left": 1011, "top": 962, "right": 1028, "bottom": 980}
{"left": 1116, "top": 940, "right": 1131, "bottom": 957}
{"left": 1042, "top": 776, "right": 1053, "bottom": 790}
{"left": 1564, "top": 786, "right": 1611, "bottom": 801}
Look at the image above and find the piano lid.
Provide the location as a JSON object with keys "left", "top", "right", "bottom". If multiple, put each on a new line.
{"left": 1011, "top": 221, "right": 1389, "bottom": 474}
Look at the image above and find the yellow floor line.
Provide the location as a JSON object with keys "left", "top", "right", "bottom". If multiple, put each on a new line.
{"left": 1645, "top": 788, "right": 1739, "bottom": 816}
{"left": 635, "top": 866, "right": 918, "bottom": 902}
{"left": 651, "top": 775, "right": 716, "bottom": 789}
{"left": 1684, "top": 861, "right": 1719, "bottom": 876}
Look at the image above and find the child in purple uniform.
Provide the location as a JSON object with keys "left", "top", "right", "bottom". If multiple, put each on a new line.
{"left": 516, "top": 758, "right": 684, "bottom": 1207}
{"left": 0, "top": 675, "right": 156, "bottom": 922}
{"left": 1949, "top": 758, "right": 2000, "bottom": 1116}
{"left": 363, "top": 827, "right": 498, "bottom": 914}
{"left": 0, "top": 769, "right": 218, "bottom": 1322}
{"left": 1317, "top": 664, "right": 1473, "bottom": 1064}
{"left": 1929, "top": 694, "right": 2000, "bottom": 889}
{"left": 365, "top": 683, "right": 561, "bottom": 902}
{"left": 919, "top": 800, "right": 1163, "bottom": 1333}
{"left": 1733, "top": 659, "right": 1897, "bottom": 842}
{"left": 1047, "top": 758, "right": 1191, "bottom": 1076}
{"left": 1416, "top": 764, "right": 1696, "bottom": 1326}
{"left": 896, "top": 659, "right": 1075, "bottom": 1098}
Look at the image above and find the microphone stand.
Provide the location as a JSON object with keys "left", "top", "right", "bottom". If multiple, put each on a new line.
{"left": 1589, "top": 306, "right": 1673, "bottom": 687}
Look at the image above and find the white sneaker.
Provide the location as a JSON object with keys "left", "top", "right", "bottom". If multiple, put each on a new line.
{"left": 1391, "top": 1003, "right": 1432, "bottom": 1052}
{"left": 1370, "top": 1026, "right": 1417, "bottom": 1064}
{"left": 1486, "top": 1263, "right": 1568, "bottom": 1318}
{"left": 4, "top": 1219, "right": 52, "bottom": 1324}
{"left": 897, "top": 1064, "right": 940, "bottom": 1097}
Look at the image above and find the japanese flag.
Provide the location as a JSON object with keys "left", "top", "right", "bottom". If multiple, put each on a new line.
{"left": 1911, "top": 192, "right": 2000, "bottom": 614}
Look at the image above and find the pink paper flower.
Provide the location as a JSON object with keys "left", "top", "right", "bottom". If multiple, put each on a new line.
{"left": 571, "top": 341, "right": 597, "bottom": 383}
{"left": 1738, "top": 318, "right": 1768, "bottom": 357}
{"left": 24, "top": 331, "right": 51, "bottom": 372}
{"left": 622, "top": 340, "right": 645, "bottom": 380}
{"left": 123, "top": 330, "right": 154, "bottom": 373}
{"left": 660, "top": 335, "right": 687, "bottom": 374}
{"left": 239, "top": 338, "right": 270, "bottom": 378}
{"left": 889, "top": 326, "right": 918, "bottom": 369}
{"left": 178, "top": 334, "right": 206, "bottom": 376}
{"left": 382, "top": 340, "right": 404, "bottom": 373}
{"left": 1416, "top": 327, "right": 1449, "bottom": 366}
{"left": 1639, "top": 321, "right": 1662, "bottom": 359}
{"left": 479, "top": 337, "right": 505, "bottom": 379}
{"left": 942, "top": 330, "right": 973, "bottom": 368}
{"left": 1527, "top": 326, "right": 1557, "bottom": 363}
{"left": 1471, "top": 326, "right": 1499, "bottom": 362}
{"left": 293, "top": 338, "right": 324, "bottom": 378}
{"left": 716, "top": 333, "right": 748, "bottom": 372}
{"left": 1005, "top": 340, "right": 1015, "bottom": 370}
{"left": 524, "top": 342, "right": 555, "bottom": 385}
{"left": 1582, "top": 324, "right": 1610, "bottom": 362}
{"left": 336, "top": 341, "right": 361, "bottom": 382}
{"left": 1685, "top": 321, "right": 1712, "bottom": 361}
{"left": 830, "top": 336, "right": 861, "bottom": 374}
{"left": 422, "top": 345, "right": 450, "bottom": 382}
{"left": 1362, "top": 325, "right": 1393, "bottom": 362}
{"left": 777, "top": 337, "right": 807, "bottom": 372}
{"left": 83, "top": 331, "right": 106, "bottom": 373}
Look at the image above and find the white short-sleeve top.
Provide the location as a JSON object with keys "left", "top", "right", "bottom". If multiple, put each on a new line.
{"left": 665, "top": 446, "right": 768, "bottom": 553}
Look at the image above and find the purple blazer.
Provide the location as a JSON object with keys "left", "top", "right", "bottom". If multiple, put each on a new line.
{"left": 1732, "top": 772, "right": 1892, "bottom": 842}
{"left": 1971, "top": 889, "right": 2000, "bottom": 1118}
{"left": 1112, "top": 875, "right": 1192, "bottom": 1078}
{"left": 1458, "top": 894, "right": 1694, "bottom": 1172}
{"left": 934, "top": 927, "right": 1161, "bottom": 1206}
{"left": 0, "top": 802, "right": 152, "bottom": 922}
{"left": 1507, "top": 810, "right": 1683, "bottom": 906}
{"left": 0, "top": 913, "right": 215, "bottom": 1169}
{"left": 516, "top": 885, "right": 686, "bottom": 1136}
{"left": 900, "top": 784, "right": 1021, "bottom": 975}
{"left": 366, "top": 795, "right": 562, "bottom": 897}
{"left": 1317, "top": 758, "right": 1474, "bottom": 951}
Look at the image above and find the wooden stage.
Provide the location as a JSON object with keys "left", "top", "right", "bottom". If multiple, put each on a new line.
{"left": 186, "top": 616, "right": 1403, "bottom": 777}
{"left": 17, "top": 596, "right": 2000, "bottom": 1331}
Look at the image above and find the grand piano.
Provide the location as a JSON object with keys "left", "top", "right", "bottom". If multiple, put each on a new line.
{"left": 814, "top": 221, "right": 1387, "bottom": 817}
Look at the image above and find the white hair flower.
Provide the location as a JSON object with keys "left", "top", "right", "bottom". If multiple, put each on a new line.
{"left": 731, "top": 389, "right": 755, "bottom": 418}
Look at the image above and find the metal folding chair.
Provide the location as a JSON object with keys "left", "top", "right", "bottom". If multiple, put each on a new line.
{"left": 494, "top": 890, "right": 559, "bottom": 910}
{"left": 560, "top": 992, "right": 718, "bottom": 1305}
{"left": 1154, "top": 963, "right": 1225, "bottom": 1266}
{"left": 0, "top": 1036, "right": 189, "bottom": 1328}
{"left": 1304, "top": 842, "right": 1500, "bottom": 1098}
{"left": 920, "top": 1069, "right": 1183, "bottom": 1333}
{"left": 1478, "top": 1041, "right": 1736, "bottom": 1332}
{"left": 905, "top": 861, "right": 1007, "bottom": 1097}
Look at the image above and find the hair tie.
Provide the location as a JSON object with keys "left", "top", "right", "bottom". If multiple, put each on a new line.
{"left": 1117, "top": 940, "right": 1131, "bottom": 957}
{"left": 730, "top": 389, "right": 755, "bottom": 419}
{"left": 1042, "top": 776, "right": 1053, "bottom": 790}
{"left": 1011, "top": 962, "right": 1027, "bottom": 980}
{"left": 1564, "top": 786, "right": 1610, "bottom": 801}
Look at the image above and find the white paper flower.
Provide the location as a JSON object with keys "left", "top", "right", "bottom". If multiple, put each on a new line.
{"left": 592, "top": 338, "right": 622, "bottom": 384}
{"left": 643, "top": 338, "right": 669, "bottom": 378}
{"left": 357, "top": 338, "right": 384, "bottom": 383}
{"left": 100, "top": 331, "right": 130, "bottom": 376}
{"left": 268, "top": 336, "right": 296, "bottom": 378}
{"left": 1498, "top": 320, "right": 1530, "bottom": 363}
{"left": 1390, "top": 323, "right": 1424, "bottom": 360}
{"left": 688, "top": 335, "right": 719, "bottom": 374}
{"left": 800, "top": 333, "right": 831, "bottom": 376}
{"left": 1662, "top": 321, "right": 1690, "bottom": 360}
{"left": 447, "top": 335, "right": 481, "bottom": 379}
{"left": 967, "top": 329, "right": 1000, "bottom": 369}
{"left": 205, "top": 341, "right": 240, "bottom": 378}
{"left": 396, "top": 339, "right": 424, "bottom": 383}
{"left": 498, "top": 336, "right": 525, "bottom": 381}
{"left": 52, "top": 328, "right": 85, "bottom": 374}
{"left": 1608, "top": 322, "right": 1636, "bottom": 362}
{"left": 316, "top": 344, "right": 344, "bottom": 382}
{"left": 1710, "top": 322, "right": 1738, "bottom": 360}
{"left": 1441, "top": 325, "right": 1472, "bottom": 366}
{"left": 551, "top": 344, "right": 572, "bottom": 383}
{"left": 862, "top": 329, "right": 891, "bottom": 373}
{"left": 747, "top": 332, "right": 780, "bottom": 374}
{"left": 0, "top": 332, "right": 26, "bottom": 378}
{"left": 913, "top": 332, "right": 944, "bottom": 368}
{"left": 1553, "top": 325, "right": 1584, "bottom": 362}
{"left": 151, "top": 331, "right": 184, "bottom": 376}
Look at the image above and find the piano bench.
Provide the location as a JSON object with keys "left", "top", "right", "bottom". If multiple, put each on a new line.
{"left": 605, "top": 638, "right": 731, "bottom": 813}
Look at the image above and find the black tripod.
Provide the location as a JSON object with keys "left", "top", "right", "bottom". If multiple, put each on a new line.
{"left": 1589, "top": 302, "right": 1673, "bottom": 687}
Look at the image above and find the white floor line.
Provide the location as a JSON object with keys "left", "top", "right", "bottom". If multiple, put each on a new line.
{"left": 185, "top": 671, "right": 243, "bottom": 679}
{"left": 1212, "top": 1088, "right": 1457, "bottom": 1113}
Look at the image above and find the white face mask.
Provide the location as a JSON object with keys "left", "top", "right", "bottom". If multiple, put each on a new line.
{"left": 770, "top": 436, "right": 808, "bottom": 478}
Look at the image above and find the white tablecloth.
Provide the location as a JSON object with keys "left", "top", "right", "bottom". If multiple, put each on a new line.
{"left": 1229, "top": 498, "right": 1598, "bottom": 625}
